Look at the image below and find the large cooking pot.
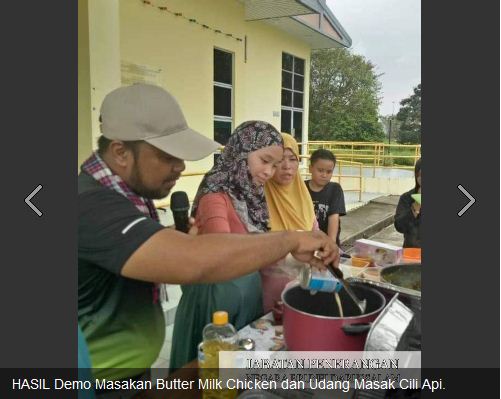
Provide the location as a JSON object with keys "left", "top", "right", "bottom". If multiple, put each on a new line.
{"left": 281, "top": 282, "right": 386, "bottom": 351}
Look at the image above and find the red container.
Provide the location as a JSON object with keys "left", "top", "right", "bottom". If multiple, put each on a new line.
{"left": 281, "top": 283, "right": 386, "bottom": 351}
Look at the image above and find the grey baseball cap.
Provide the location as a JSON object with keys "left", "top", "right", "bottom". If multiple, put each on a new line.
{"left": 100, "top": 83, "right": 221, "bottom": 161}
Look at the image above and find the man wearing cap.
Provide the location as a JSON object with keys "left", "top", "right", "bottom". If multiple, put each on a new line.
{"left": 78, "top": 84, "right": 338, "bottom": 383}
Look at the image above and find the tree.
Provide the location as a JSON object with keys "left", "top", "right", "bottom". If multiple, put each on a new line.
{"left": 396, "top": 84, "right": 421, "bottom": 144}
{"left": 309, "top": 48, "right": 385, "bottom": 142}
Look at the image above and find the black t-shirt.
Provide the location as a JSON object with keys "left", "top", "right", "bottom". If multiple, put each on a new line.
{"left": 394, "top": 188, "right": 421, "bottom": 248}
{"left": 78, "top": 172, "right": 165, "bottom": 380}
{"left": 305, "top": 181, "right": 346, "bottom": 244}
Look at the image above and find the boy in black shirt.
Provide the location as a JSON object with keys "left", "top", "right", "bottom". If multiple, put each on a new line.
{"left": 306, "top": 149, "right": 346, "bottom": 246}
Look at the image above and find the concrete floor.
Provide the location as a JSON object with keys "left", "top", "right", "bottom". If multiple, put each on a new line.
{"left": 368, "top": 224, "right": 405, "bottom": 248}
{"left": 344, "top": 192, "right": 382, "bottom": 211}
{"left": 340, "top": 195, "right": 400, "bottom": 248}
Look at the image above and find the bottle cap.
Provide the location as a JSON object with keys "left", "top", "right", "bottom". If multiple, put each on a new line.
{"left": 213, "top": 311, "right": 228, "bottom": 325}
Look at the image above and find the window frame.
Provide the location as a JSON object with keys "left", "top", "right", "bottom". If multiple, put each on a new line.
{"left": 213, "top": 48, "right": 234, "bottom": 161}
{"left": 281, "top": 52, "right": 305, "bottom": 140}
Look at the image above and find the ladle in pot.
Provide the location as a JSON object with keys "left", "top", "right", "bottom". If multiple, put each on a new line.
{"left": 327, "top": 264, "right": 367, "bottom": 314}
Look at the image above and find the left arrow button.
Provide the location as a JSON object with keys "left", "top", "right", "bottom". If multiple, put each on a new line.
{"left": 25, "top": 184, "right": 43, "bottom": 217}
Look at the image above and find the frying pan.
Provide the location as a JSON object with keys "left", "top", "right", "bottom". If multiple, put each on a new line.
{"left": 380, "top": 263, "right": 421, "bottom": 292}
{"left": 347, "top": 263, "right": 421, "bottom": 301}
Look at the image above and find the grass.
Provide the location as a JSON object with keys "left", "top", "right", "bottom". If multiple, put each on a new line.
{"left": 383, "top": 146, "right": 418, "bottom": 167}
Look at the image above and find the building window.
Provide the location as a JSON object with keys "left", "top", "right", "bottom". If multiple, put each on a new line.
{"left": 214, "top": 48, "right": 234, "bottom": 162}
{"left": 281, "top": 52, "right": 305, "bottom": 142}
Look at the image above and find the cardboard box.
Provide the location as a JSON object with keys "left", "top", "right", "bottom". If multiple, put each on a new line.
{"left": 353, "top": 239, "right": 403, "bottom": 266}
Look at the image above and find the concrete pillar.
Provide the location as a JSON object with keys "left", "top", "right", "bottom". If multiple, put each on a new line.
{"left": 78, "top": 0, "right": 121, "bottom": 166}
{"left": 78, "top": 0, "right": 92, "bottom": 166}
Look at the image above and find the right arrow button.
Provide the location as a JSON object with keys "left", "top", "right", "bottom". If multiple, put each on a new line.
{"left": 457, "top": 184, "right": 476, "bottom": 217}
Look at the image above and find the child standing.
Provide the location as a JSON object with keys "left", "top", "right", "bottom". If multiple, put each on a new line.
{"left": 306, "top": 149, "right": 346, "bottom": 246}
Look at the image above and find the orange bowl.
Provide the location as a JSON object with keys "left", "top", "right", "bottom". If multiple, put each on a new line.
{"left": 403, "top": 247, "right": 421, "bottom": 262}
{"left": 351, "top": 256, "right": 372, "bottom": 268}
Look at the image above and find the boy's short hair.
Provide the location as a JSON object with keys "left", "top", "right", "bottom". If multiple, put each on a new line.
{"left": 310, "top": 148, "right": 337, "bottom": 165}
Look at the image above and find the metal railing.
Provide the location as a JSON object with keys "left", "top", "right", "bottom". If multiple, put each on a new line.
{"left": 300, "top": 141, "right": 421, "bottom": 177}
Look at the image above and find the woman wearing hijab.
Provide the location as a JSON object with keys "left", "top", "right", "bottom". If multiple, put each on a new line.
{"left": 262, "top": 133, "right": 317, "bottom": 313}
{"left": 169, "top": 121, "right": 283, "bottom": 370}
{"left": 394, "top": 158, "right": 421, "bottom": 248}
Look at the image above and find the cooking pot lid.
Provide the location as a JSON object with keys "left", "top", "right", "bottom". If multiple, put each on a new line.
{"left": 364, "top": 294, "right": 414, "bottom": 352}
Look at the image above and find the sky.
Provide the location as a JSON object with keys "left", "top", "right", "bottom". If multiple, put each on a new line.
{"left": 326, "top": 0, "right": 421, "bottom": 116}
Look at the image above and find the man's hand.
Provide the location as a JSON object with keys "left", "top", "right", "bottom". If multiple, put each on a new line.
{"left": 289, "top": 230, "right": 340, "bottom": 269}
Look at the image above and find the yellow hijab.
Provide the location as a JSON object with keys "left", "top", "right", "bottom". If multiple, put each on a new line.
{"left": 264, "top": 133, "right": 316, "bottom": 231}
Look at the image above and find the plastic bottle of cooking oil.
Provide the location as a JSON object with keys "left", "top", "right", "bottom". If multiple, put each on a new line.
{"left": 199, "top": 311, "right": 238, "bottom": 399}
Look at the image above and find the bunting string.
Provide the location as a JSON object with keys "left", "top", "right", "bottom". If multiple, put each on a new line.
{"left": 141, "top": 0, "right": 244, "bottom": 43}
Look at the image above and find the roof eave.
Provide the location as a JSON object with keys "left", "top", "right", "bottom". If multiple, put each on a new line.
{"left": 242, "top": 0, "right": 318, "bottom": 21}
{"left": 291, "top": 16, "right": 351, "bottom": 48}
{"left": 317, "top": 1, "right": 352, "bottom": 47}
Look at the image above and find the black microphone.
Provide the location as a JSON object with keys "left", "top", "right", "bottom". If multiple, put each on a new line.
{"left": 170, "top": 191, "right": 190, "bottom": 233}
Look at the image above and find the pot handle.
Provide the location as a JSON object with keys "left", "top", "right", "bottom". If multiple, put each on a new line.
{"left": 342, "top": 322, "right": 372, "bottom": 336}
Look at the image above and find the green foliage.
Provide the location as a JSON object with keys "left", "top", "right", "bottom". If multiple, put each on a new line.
{"left": 309, "top": 48, "right": 385, "bottom": 142}
{"left": 396, "top": 84, "right": 421, "bottom": 144}
{"left": 384, "top": 146, "right": 419, "bottom": 167}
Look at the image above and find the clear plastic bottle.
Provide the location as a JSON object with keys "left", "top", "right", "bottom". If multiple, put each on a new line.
{"left": 199, "top": 311, "right": 238, "bottom": 399}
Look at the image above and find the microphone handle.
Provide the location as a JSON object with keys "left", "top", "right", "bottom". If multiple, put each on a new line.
{"left": 173, "top": 211, "right": 190, "bottom": 233}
